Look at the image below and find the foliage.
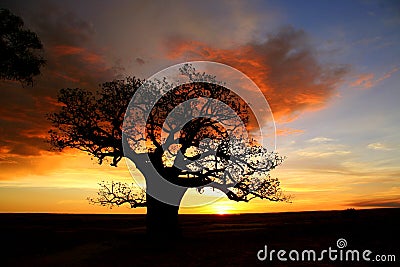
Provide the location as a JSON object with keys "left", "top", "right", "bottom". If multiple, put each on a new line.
{"left": 48, "top": 77, "right": 142, "bottom": 166}
{"left": 0, "top": 8, "right": 45, "bottom": 85}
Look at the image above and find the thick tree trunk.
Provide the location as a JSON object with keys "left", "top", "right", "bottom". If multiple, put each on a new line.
{"left": 125, "top": 151, "right": 187, "bottom": 238}
{"left": 146, "top": 194, "right": 181, "bottom": 238}
{"left": 144, "top": 173, "right": 187, "bottom": 238}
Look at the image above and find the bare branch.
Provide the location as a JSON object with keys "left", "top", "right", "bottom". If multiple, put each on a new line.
{"left": 88, "top": 181, "right": 147, "bottom": 208}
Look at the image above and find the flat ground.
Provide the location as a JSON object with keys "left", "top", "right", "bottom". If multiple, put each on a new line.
{"left": 1, "top": 209, "right": 399, "bottom": 267}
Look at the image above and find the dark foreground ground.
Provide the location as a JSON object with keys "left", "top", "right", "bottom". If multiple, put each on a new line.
{"left": 0, "top": 208, "right": 399, "bottom": 267}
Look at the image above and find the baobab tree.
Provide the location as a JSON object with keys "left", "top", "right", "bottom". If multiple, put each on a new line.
{"left": 48, "top": 63, "right": 288, "bottom": 235}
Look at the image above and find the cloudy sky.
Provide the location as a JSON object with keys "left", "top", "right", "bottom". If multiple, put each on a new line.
{"left": 1, "top": 0, "right": 399, "bottom": 214}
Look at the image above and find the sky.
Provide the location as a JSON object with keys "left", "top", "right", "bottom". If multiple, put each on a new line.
{"left": 0, "top": 0, "right": 399, "bottom": 214}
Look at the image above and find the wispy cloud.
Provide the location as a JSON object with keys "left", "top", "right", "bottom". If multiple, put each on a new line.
{"left": 306, "top": 137, "right": 335, "bottom": 143}
{"left": 350, "top": 66, "right": 399, "bottom": 89}
{"left": 286, "top": 136, "right": 353, "bottom": 161}
{"left": 297, "top": 150, "right": 351, "bottom": 158}
{"left": 350, "top": 73, "right": 375, "bottom": 89}
{"left": 276, "top": 127, "right": 304, "bottom": 136}
{"left": 347, "top": 197, "right": 400, "bottom": 208}
{"left": 367, "top": 142, "right": 393, "bottom": 151}
{"left": 292, "top": 137, "right": 350, "bottom": 158}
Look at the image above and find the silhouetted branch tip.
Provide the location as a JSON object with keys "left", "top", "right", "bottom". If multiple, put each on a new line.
{"left": 88, "top": 181, "right": 146, "bottom": 208}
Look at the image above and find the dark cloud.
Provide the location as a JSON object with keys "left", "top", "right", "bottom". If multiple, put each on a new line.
{"left": 135, "top": 58, "right": 145, "bottom": 65}
{"left": 0, "top": 3, "right": 348, "bottom": 168}
{"left": 0, "top": 0, "right": 277, "bottom": 165}
{"left": 0, "top": 2, "right": 117, "bottom": 163}
{"left": 2, "top": 0, "right": 94, "bottom": 47}
{"left": 348, "top": 198, "right": 400, "bottom": 208}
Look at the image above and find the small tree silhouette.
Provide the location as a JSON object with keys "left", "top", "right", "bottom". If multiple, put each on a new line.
{"left": 48, "top": 65, "right": 289, "bottom": 235}
{"left": 89, "top": 181, "right": 147, "bottom": 208}
{"left": 0, "top": 8, "right": 45, "bottom": 86}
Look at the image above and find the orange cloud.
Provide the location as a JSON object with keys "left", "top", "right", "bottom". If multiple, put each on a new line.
{"left": 51, "top": 45, "right": 105, "bottom": 66}
{"left": 276, "top": 127, "right": 305, "bottom": 136}
{"left": 166, "top": 27, "right": 349, "bottom": 122}
{"left": 52, "top": 45, "right": 85, "bottom": 56}
{"left": 379, "top": 66, "right": 399, "bottom": 81}
{"left": 83, "top": 52, "right": 103, "bottom": 64}
{"left": 350, "top": 66, "right": 399, "bottom": 89}
{"left": 350, "top": 73, "right": 375, "bottom": 89}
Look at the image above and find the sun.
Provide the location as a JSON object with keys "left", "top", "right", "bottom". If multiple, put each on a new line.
{"left": 214, "top": 205, "right": 231, "bottom": 215}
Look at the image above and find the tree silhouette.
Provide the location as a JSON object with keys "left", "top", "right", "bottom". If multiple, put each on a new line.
{"left": 0, "top": 8, "right": 45, "bottom": 86}
{"left": 48, "top": 65, "right": 288, "bottom": 235}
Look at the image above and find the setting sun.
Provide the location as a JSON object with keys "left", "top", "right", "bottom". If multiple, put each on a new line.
{"left": 213, "top": 204, "right": 232, "bottom": 215}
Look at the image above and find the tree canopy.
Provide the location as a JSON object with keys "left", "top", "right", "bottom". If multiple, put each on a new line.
{"left": 0, "top": 8, "right": 45, "bottom": 85}
{"left": 49, "top": 65, "right": 289, "bottom": 210}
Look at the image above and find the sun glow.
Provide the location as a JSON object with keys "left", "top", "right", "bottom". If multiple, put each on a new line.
{"left": 214, "top": 204, "right": 231, "bottom": 215}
